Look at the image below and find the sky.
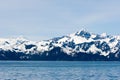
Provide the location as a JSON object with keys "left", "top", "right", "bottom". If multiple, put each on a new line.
{"left": 0, "top": 0, "right": 120, "bottom": 41}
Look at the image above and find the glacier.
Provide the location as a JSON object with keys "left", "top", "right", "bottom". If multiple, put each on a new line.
{"left": 0, "top": 29, "right": 120, "bottom": 61}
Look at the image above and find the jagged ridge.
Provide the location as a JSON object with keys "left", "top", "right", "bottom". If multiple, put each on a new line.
{"left": 0, "top": 29, "right": 120, "bottom": 60}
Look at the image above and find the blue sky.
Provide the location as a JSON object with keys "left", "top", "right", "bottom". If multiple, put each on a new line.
{"left": 0, "top": 0, "right": 120, "bottom": 40}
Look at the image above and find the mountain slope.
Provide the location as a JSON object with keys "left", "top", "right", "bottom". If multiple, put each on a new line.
{"left": 0, "top": 30, "right": 120, "bottom": 61}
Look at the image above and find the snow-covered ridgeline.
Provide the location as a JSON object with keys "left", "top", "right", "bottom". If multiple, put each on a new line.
{"left": 0, "top": 29, "right": 120, "bottom": 57}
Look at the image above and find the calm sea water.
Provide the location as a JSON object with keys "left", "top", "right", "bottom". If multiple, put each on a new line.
{"left": 0, "top": 61, "right": 120, "bottom": 80}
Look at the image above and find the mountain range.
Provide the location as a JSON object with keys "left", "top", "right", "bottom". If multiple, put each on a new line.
{"left": 0, "top": 29, "right": 120, "bottom": 61}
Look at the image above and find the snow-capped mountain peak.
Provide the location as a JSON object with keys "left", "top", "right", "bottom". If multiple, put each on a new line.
{"left": 0, "top": 29, "right": 120, "bottom": 60}
{"left": 101, "top": 33, "right": 107, "bottom": 37}
{"left": 74, "top": 29, "right": 91, "bottom": 38}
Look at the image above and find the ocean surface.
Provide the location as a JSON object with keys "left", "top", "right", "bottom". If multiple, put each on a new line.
{"left": 0, "top": 61, "right": 120, "bottom": 80}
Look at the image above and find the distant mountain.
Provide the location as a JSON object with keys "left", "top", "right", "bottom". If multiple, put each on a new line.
{"left": 0, "top": 29, "right": 120, "bottom": 61}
